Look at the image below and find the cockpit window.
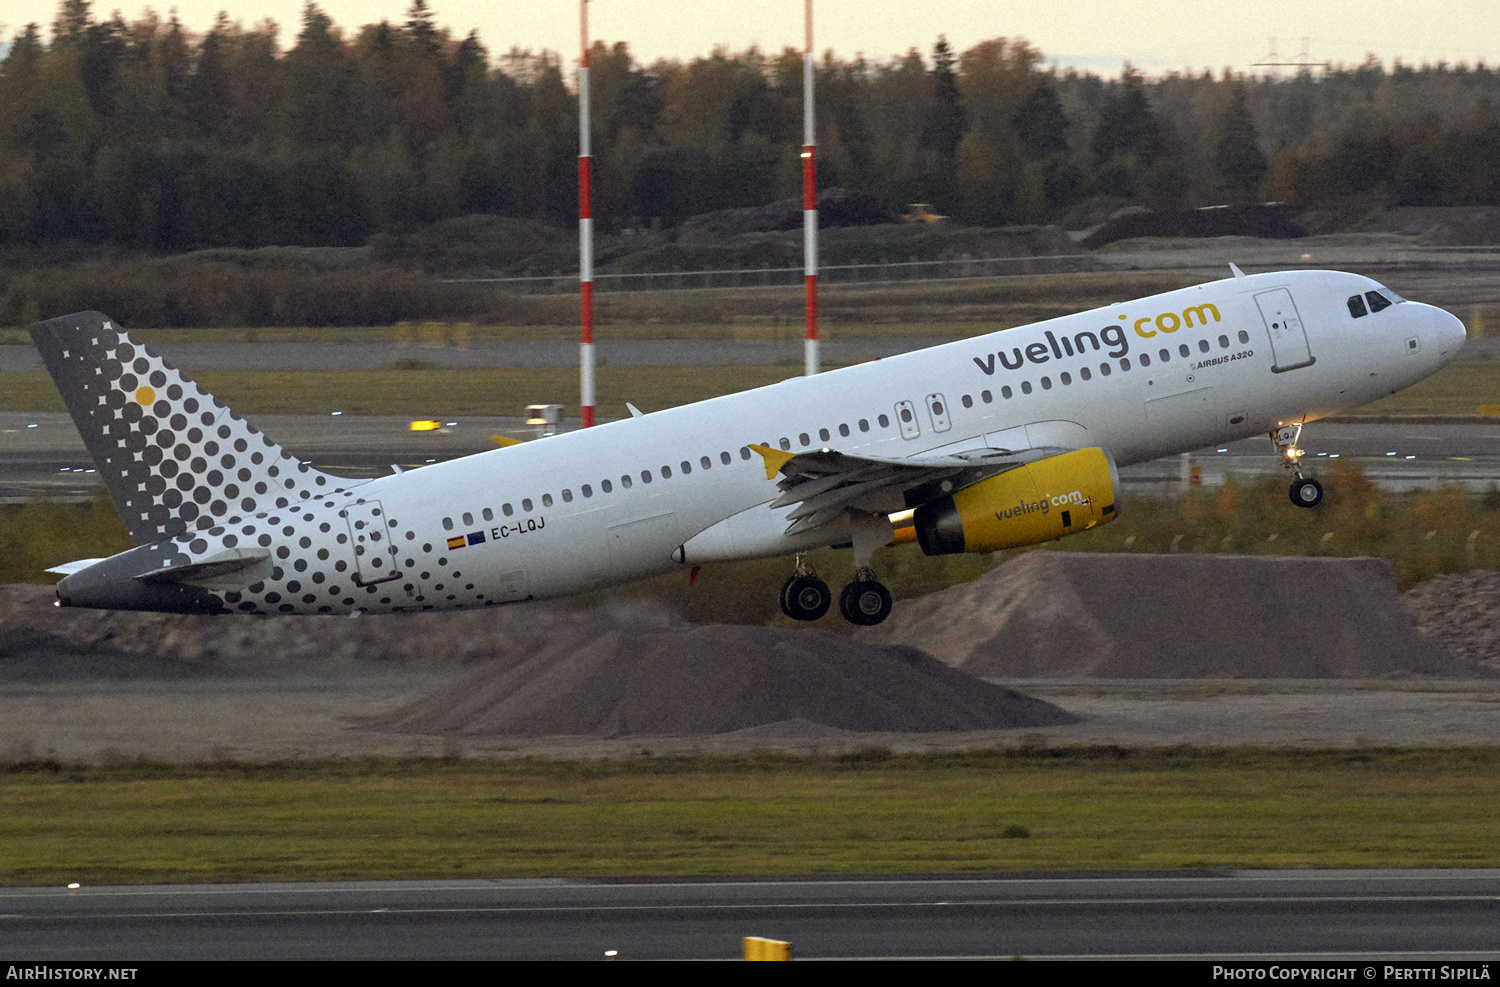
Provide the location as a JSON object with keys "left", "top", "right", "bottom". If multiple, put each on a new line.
{"left": 1347, "top": 295, "right": 1368, "bottom": 318}
{"left": 1366, "top": 291, "right": 1394, "bottom": 313}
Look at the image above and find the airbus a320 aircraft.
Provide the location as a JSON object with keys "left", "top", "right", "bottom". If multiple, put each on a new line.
{"left": 33, "top": 266, "right": 1464, "bottom": 625}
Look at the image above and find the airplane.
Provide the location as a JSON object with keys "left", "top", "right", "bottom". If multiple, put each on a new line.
{"left": 31, "top": 265, "right": 1465, "bottom": 625}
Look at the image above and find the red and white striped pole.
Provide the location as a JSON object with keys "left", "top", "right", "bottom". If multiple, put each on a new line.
{"left": 578, "top": 0, "right": 596, "bottom": 427}
{"left": 802, "top": 0, "right": 818, "bottom": 376}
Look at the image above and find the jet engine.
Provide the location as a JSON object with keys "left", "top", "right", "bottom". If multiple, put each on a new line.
{"left": 912, "top": 447, "right": 1121, "bottom": 555}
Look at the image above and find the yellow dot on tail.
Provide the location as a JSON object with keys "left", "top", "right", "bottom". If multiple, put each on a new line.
{"left": 135, "top": 386, "right": 155, "bottom": 406}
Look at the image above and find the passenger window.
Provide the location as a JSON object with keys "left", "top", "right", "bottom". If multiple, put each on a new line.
{"left": 542, "top": 493, "right": 553, "bottom": 507}
{"left": 462, "top": 512, "right": 473, "bottom": 526}
{"left": 898, "top": 407, "right": 912, "bottom": 423}
{"left": 442, "top": 517, "right": 453, "bottom": 530}
{"left": 819, "top": 428, "right": 830, "bottom": 442}
{"left": 1119, "top": 358, "right": 1131, "bottom": 371}
{"left": 562, "top": 489, "right": 574, "bottom": 503}
{"left": 799, "top": 432, "right": 810, "bottom": 446}
{"left": 878, "top": 415, "right": 890, "bottom": 428}
{"left": 1179, "top": 344, "right": 1190, "bottom": 357}
{"left": 1159, "top": 348, "right": 1170, "bottom": 362}
{"left": 522, "top": 498, "right": 533, "bottom": 511}
{"left": 1002, "top": 385, "right": 1013, "bottom": 398}
{"left": 1021, "top": 381, "right": 1033, "bottom": 394}
{"left": 981, "top": 390, "right": 992, "bottom": 403}
{"left": 740, "top": 447, "right": 751, "bottom": 459}
{"left": 640, "top": 471, "right": 651, "bottom": 484}
{"left": 1060, "top": 372, "right": 1072, "bottom": 385}
{"left": 1198, "top": 339, "right": 1210, "bottom": 353}
{"left": 1238, "top": 330, "right": 1250, "bottom": 343}
{"left": 601, "top": 479, "right": 612, "bottom": 493}
{"left": 1080, "top": 366, "right": 1091, "bottom": 381}
{"left": 722, "top": 451, "right": 732, "bottom": 464}
{"left": 779, "top": 437, "right": 791, "bottom": 450}
{"left": 1366, "top": 291, "right": 1392, "bottom": 313}
{"left": 701, "top": 457, "right": 711, "bottom": 470}
{"left": 1219, "top": 335, "right": 1230, "bottom": 348}
{"left": 1348, "top": 295, "right": 1367, "bottom": 317}
{"left": 621, "top": 475, "right": 632, "bottom": 488}
{"left": 1139, "top": 354, "right": 1151, "bottom": 367}
{"left": 661, "top": 465, "right": 672, "bottom": 478}
{"left": 1041, "top": 376, "right": 1052, "bottom": 390}
{"left": 1100, "top": 363, "right": 1111, "bottom": 377}
{"left": 582, "top": 484, "right": 593, "bottom": 498}
{"left": 838, "top": 424, "right": 850, "bottom": 437}
{"left": 503, "top": 504, "right": 514, "bottom": 516}
{"left": 858, "top": 419, "right": 869, "bottom": 432}
{"left": 681, "top": 461, "right": 691, "bottom": 474}
{"left": 482, "top": 508, "right": 493, "bottom": 521}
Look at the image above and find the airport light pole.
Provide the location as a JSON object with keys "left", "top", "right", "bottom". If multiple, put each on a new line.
{"left": 803, "top": 0, "right": 819, "bottom": 376}
{"left": 579, "top": 0, "right": 596, "bottom": 427}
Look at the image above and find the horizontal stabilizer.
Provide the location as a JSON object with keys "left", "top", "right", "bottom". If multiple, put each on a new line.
{"left": 134, "top": 547, "right": 272, "bottom": 585}
{"left": 44, "top": 558, "right": 106, "bottom": 576}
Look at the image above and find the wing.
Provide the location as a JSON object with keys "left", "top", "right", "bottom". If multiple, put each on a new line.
{"left": 748, "top": 443, "right": 1055, "bottom": 537}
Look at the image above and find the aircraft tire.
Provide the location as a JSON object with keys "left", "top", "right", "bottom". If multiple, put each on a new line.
{"left": 779, "top": 576, "right": 797, "bottom": 619}
{"left": 839, "top": 579, "right": 893, "bottom": 626}
{"left": 1288, "top": 477, "right": 1324, "bottom": 509}
{"left": 783, "top": 574, "right": 831, "bottom": 621}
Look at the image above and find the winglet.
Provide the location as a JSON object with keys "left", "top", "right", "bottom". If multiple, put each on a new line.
{"left": 626, "top": 403, "right": 645, "bottom": 419}
{"left": 748, "top": 443, "right": 796, "bottom": 480}
{"left": 1229, "top": 263, "right": 1247, "bottom": 279}
{"left": 489, "top": 435, "right": 523, "bottom": 447}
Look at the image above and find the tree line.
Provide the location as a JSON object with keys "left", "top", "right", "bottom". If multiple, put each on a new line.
{"left": 2, "top": 0, "right": 1498, "bottom": 256}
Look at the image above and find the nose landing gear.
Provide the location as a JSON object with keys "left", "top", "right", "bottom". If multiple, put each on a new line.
{"left": 1273, "top": 424, "right": 1323, "bottom": 508}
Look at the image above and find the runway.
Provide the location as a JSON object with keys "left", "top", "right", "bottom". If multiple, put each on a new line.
{"left": 5, "top": 412, "right": 1500, "bottom": 500}
{"left": 2, "top": 871, "right": 1498, "bottom": 960}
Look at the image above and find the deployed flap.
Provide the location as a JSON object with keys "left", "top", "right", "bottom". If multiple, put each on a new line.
{"left": 752, "top": 443, "right": 1039, "bottom": 537}
{"left": 134, "top": 547, "right": 272, "bottom": 585}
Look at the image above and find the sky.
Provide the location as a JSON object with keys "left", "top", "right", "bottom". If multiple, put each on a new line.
{"left": 2, "top": 0, "right": 1497, "bottom": 77}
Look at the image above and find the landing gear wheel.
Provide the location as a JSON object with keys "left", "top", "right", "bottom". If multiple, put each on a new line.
{"left": 840, "top": 579, "right": 893, "bottom": 626}
{"left": 781, "top": 574, "right": 831, "bottom": 621}
{"left": 1289, "top": 477, "right": 1324, "bottom": 509}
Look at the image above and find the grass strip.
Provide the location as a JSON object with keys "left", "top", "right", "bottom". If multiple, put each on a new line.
{"left": 2, "top": 748, "right": 1499, "bottom": 885}
{"left": 3, "top": 358, "right": 1496, "bottom": 418}
{"left": 0, "top": 366, "right": 810, "bottom": 418}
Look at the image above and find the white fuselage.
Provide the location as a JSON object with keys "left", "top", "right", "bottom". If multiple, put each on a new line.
{"left": 51, "top": 269, "right": 1467, "bottom": 616}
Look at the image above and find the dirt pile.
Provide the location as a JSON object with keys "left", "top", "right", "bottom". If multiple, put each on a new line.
{"left": 862, "top": 552, "right": 1479, "bottom": 679}
{"left": 1080, "top": 205, "right": 1305, "bottom": 249}
{"left": 360, "top": 624, "right": 1075, "bottom": 737}
{"left": 0, "top": 583, "right": 669, "bottom": 680}
{"left": 1403, "top": 572, "right": 1500, "bottom": 672}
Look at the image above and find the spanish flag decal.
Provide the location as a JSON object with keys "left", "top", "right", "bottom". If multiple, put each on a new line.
{"left": 446, "top": 535, "right": 465, "bottom": 550}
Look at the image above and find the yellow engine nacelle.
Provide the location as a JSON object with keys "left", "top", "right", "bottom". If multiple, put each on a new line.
{"left": 913, "top": 447, "right": 1121, "bottom": 555}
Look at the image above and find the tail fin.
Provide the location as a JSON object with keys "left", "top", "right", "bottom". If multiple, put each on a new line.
{"left": 30, "top": 311, "right": 349, "bottom": 546}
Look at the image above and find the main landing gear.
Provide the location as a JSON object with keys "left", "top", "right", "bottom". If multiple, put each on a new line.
{"left": 1273, "top": 423, "right": 1323, "bottom": 509}
{"left": 780, "top": 558, "right": 832, "bottom": 622}
{"left": 839, "top": 569, "right": 893, "bottom": 626}
{"left": 780, "top": 512, "right": 897, "bottom": 627}
{"left": 779, "top": 560, "right": 894, "bottom": 626}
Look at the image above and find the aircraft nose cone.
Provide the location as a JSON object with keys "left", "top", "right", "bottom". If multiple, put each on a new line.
{"left": 1434, "top": 306, "right": 1467, "bottom": 357}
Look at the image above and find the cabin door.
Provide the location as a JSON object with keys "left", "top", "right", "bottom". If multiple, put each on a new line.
{"left": 1254, "top": 288, "right": 1315, "bottom": 373}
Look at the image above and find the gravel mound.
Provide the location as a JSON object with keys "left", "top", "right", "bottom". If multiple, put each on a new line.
{"left": 359, "top": 625, "right": 1076, "bottom": 737}
{"left": 0, "top": 583, "right": 674, "bottom": 680}
{"left": 862, "top": 552, "right": 1480, "bottom": 679}
{"left": 1403, "top": 572, "right": 1500, "bottom": 672}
